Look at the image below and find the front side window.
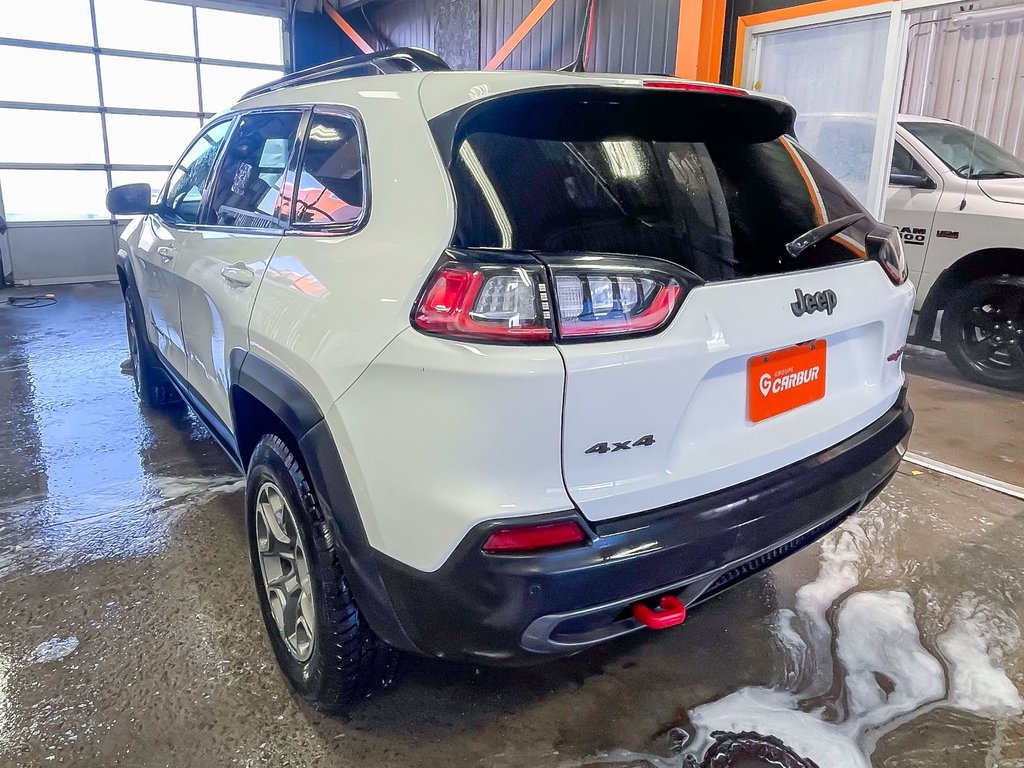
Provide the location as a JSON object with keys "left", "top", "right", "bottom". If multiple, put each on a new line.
{"left": 903, "top": 121, "right": 1024, "bottom": 180}
{"left": 891, "top": 141, "right": 928, "bottom": 179}
{"left": 163, "top": 120, "right": 232, "bottom": 225}
{"left": 287, "top": 112, "right": 365, "bottom": 229}
{"left": 204, "top": 111, "right": 302, "bottom": 229}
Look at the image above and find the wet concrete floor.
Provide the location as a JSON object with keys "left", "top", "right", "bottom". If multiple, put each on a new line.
{"left": 0, "top": 282, "right": 1021, "bottom": 767}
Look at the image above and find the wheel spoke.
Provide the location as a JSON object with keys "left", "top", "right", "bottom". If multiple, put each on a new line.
{"left": 964, "top": 336, "right": 1000, "bottom": 359}
{"left": 967, "top": 307, "right": 997, "bottom": 331}
{"left": 254, "top": 481, "right": 316, "bottom": 662}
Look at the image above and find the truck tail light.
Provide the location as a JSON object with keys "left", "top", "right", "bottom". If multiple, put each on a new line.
{"left": 413, "top": 251, "right": 698, "bottom": 344}
{"left": 482, "top": 520, "right": 587, "bottom": 553}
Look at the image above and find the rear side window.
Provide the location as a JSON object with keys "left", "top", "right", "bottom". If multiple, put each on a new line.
{"left": 163, "top": 119, "right": 230, "bottom": 225}
{"left": 288, "top": 112, "right": 365, "bottom": 229}
{"left": 204, "top": 110, "right": 302, "bottom": 229}
{"left": 443, "top": 91, "right": 870, "bottom": 281}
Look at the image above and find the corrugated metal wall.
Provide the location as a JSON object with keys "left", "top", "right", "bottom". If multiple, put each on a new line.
{"left": 903, "top": 1, "right": 1024, "bottom": 158}
{"left": 346, "top": 0, "right": 678, "bottom": 73}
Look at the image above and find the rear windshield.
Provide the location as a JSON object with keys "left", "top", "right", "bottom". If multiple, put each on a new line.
{"left": 439, "top": 90, "right": 871, "bottom": 281}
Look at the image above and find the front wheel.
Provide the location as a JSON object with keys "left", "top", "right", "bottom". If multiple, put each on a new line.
{"left": 246, "top": 435, "right": 399, "bottom": 712}
{"left": 123, "top": 289, "right": 181, "bottom": 408}
{"left": 942, "top": 275, "right": 1024, "bottom": 391}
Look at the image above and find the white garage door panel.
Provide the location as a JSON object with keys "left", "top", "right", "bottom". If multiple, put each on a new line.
{"left": 5, "top": 224, "right": 118, "bottom": 285}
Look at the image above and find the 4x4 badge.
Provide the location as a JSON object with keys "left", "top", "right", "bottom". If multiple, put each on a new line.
{"left": 790, "top": 288, "right": 837, "bottom": 317}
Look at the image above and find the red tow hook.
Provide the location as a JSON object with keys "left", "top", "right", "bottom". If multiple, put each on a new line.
{"left": 632, "top": 595, "right": 687, "bottom": 630}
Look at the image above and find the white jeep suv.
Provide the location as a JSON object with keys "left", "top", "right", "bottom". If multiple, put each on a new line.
{"left": 108, "top": 48, "right": 914, "bottom": 711}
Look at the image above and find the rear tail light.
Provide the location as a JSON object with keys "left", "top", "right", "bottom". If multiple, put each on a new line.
{"left": 413, "top": 251, "right": 697, "bottom": 343}
{"left": 413, "top": 262, "right": 552, "bottom": 342}
{"left": 867, "top": 226, "right": 909, "bottom": 286}
{"left": 482, "top": 520, "right": 587, "bottom": 553}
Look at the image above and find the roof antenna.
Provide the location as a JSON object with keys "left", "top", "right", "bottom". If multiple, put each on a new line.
{"left": 960, "top": 127, "right": 978, "bottom": 211}
{"left": 560, "top": 0, "right": 596, "bottom": 72}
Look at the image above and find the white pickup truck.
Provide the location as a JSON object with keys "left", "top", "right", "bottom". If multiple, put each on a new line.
{"left": 887, "top": 114, "right": 1024, "bottom": 390}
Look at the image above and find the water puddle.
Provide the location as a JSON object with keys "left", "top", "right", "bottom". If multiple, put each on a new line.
{"left": 575, "top": 488, "right": 1024, "bottom": 767}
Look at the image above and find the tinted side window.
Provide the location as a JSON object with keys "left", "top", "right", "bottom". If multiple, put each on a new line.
{"left": 204, "top": 110, "right": 302, "bottom": 229}
{"left": 288, "top": 112, "right": 365, "bottom": 228}
{"left": 891, "top": 142, "right": 926, "bottom": 178}
{"left": 163, "top": 120, "right": 231, "bottom": 225}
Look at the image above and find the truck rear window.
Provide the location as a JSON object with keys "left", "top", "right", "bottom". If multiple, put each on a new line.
{"left": 439, "top": 89, "right": 872, "bottom": 281}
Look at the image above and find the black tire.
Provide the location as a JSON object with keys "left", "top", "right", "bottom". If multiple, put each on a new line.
{"left": 246, "top": 435, "right": 399, "bottom": 712}
{"left": 941, "top": 275, "right": 1024, "bottom": 391}
{"left": 123, "top": 288, "right": 182, "bottom": 408}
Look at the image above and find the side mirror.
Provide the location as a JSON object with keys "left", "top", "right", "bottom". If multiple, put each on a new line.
{"left": 889, "top": 171, "right": 936, "bottom": 190}
{"left": 106, "top": 183, "right": 156, "bottom": 216}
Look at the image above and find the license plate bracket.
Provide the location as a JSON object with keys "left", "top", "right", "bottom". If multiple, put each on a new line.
{"left": 747, "top": 340, "right": 827, "bottom": 423}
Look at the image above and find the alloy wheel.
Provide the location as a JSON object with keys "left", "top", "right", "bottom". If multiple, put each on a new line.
{"left": 254, "top": 481, "right": 317, "bottom": 662}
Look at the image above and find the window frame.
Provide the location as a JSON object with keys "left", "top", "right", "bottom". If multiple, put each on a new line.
{"left": 284, "top": 106, "right": 371, "bottom": 238}
{"left": 157, "top": 114, "right": 237, "bottom": 227}
{"left": 195, "top": 106, "right": 309, "bottom": 234}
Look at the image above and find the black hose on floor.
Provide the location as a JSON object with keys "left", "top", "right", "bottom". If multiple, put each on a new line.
{"left": 6, "top": 295, "right": 57, "bottom": 308}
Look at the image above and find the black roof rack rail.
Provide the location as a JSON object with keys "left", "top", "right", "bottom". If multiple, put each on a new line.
{"left": 241, "top": 47, "right": 451, "bottom": 100}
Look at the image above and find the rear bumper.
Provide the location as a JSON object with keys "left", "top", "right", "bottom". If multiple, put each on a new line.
{"left": 375, "top": 386, "right": 913, "bottom": 665}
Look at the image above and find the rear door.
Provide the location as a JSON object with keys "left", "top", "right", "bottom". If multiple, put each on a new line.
{"left": 134, "top": 119, "right": 232, "bottom": 376}
{"left": 444, "top": 87, "right": 914, "bottom": 521}
{"left": 176, "top": 108, "right": 305, "bottom": 428}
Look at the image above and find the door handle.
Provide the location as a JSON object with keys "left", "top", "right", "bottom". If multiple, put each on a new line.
{"left": 221, "top": 263, "right": 255, "bottom": 288}
{"left": 156, "top": 245, "right": 176, "bottom": 263}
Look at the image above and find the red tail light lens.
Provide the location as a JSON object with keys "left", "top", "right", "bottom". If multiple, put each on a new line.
{"left": 482, "top": 520, "right": 587, "bottom": 553}
{"left": 414, "top": 263, "right": 552, "bottom": 342}
{"left": 549, "top": 258, "right": 689, "bottom": 339}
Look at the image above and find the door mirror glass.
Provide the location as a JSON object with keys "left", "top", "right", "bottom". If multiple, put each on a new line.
{"left": 106, "top": 183, "right": 155, "bottom": 215}
{"left": 889, "top": 171, "right": 935, "bottom": 189}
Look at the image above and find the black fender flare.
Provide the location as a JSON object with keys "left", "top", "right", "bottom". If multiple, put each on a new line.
{"left": 228, "top": 350, "right": 418, "bottom": 654}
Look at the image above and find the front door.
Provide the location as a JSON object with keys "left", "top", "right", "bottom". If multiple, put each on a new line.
{"left": 134, "top": 119, "right": 232, "bottom": 377}
{"left": 884, "top": 137, "right": 942, "bottom": 286}
{"left": 176, "top": 109, "right": 305, "bottom": 429}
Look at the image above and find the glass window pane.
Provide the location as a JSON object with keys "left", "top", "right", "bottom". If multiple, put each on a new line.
{"left": 0, "top": 47, "right": 99, "bottom": 106}
{"left": 200, "top": 64, "right": 278, "bottom": 113}
{"left": 0, "top": 0, "right": 94, "bottom": 46}
{"left": 111, "top": 170, "right": 172, "bottom": 204}
{"left": 197, "top": 8, "right": 284, "bottom": 65}
{"left": 292, "top": 114, "right": 365, "bottom": 227}
{"left": 106, "top": 115, "right": 202, "bottom": 165}
{"left": 94, "top": 0, "right": 195, "bottom": 56}
{"left": 0, "top": 109, "right": 105, "bottom": 164}
{"left": 755, "top": 15, "right": 889, "bottom": 206}
{"left": 0, "top": 170, "right": 110, "bottom": 221}
{"left": 100, "top": 56, "right": 199, "bottom": 112}
{"left": 165, "top": 120, "right": 231, "bottom": 225}
{"left": 206, "top": 111, "right": 301, "bottom": 228}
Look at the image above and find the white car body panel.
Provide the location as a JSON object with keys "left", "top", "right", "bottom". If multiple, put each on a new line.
{"left": 559, "top": 260, "right": 913, "bottom": 520}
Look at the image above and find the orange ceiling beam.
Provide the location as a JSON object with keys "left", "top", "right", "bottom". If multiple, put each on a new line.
{"left": 324, "top": 2, "right": 374, "bottom": 55}
{"left": 484, "top": 0, "right": 561, "bottom": 71}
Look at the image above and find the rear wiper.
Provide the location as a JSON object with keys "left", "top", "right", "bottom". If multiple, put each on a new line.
{"left": 786, "top": 213, "right": 867, "bottom": 258}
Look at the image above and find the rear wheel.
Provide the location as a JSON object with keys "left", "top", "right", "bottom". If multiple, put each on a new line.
{"left": 123, "top": 289, "right": 181, "bottom": 408}
{"left": 246, "top": 435, "right": 399, "bottom": 711}
{"left": 942, "top": 275, "right": 1024, "bottom": 391}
